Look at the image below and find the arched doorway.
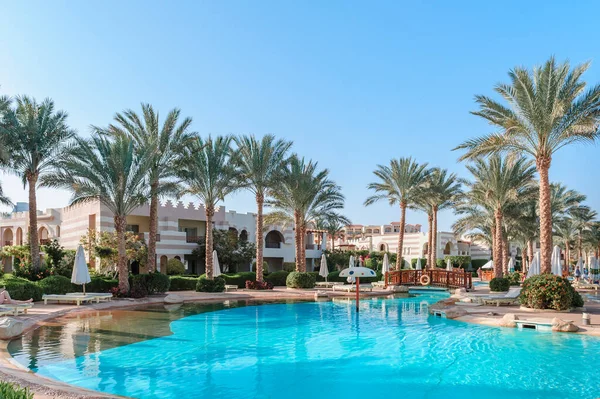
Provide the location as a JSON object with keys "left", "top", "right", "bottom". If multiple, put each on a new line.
{"left": 159, "top": 255, "right": 168, "bottom": 272}
{"left": 379, "top": 243, "right": 387, "bottom": 252}
{"left": 240, "top": 230, "right": 248, "bottom": 242}
{"left": 15, "top": 228, "right": 23, "bottom": 246}
{"left": 443, "top": 242, "right": 453, "bottom": 255}
{"left": 265, "top": 230, "right": 284, "bottom": 248}
{"left": 38, "top": 226, "right": 49, "bottom": 245}
{"left": 3, "top": 229, "right": 13, "bottom": 246}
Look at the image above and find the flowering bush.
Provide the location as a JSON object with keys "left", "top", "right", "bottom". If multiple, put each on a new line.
{"left": 506, "top": 272, "right": 522, "bottom": 286}
{"left": 13, "top": 262, "right": 53, "bottom": 281}
{"left": 245, "top": 280, "right": 274, "bottom": 290}
{"left": 520, "top": 274, "right": 583, "bottom": 310}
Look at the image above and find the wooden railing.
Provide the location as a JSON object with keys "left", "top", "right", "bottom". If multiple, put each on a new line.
{"left": 39, "top": 239, "right": 51, "bottom": 246}
{"left": 385, "top": 269, "right": 472, "bottom": 289}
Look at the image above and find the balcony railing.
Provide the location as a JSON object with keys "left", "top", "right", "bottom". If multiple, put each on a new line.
{"left": 265, "top": 242, "right": 281, "bottom": 249}
{"left": 305, "top": 244, "right": 322, "bottom": 250}
{"left": 186, "top": 236, "right": 204, "bottom": 243}
{"left": 3, "top": 241, "right": 12, "bottom": 246}
{"left": 40, "top": 239, "right": 51, "bottom": 246}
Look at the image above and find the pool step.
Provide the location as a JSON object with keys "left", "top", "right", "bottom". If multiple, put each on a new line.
{"left": 514, "top": 318, "right": 572, "bottom": 332}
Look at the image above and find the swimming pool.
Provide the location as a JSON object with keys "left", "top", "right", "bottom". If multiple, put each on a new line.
{"left": 8, "top": 293, "right": 600, "bottom": 399}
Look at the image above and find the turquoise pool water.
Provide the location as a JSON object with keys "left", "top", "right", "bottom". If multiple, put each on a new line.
{"left": 9, "top": 293, "right": 600, "bottom": 399}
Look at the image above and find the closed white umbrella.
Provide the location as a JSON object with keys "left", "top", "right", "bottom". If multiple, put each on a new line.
{"left": 507, "top": 257, "right": 515, "bottom": 272}
{"left": 71, "top": 244, "right": 91, "bottom": 294}
{"left": 347, "top": 255, "right": 356, "bottom": 283}
{"left": 213, "top": 250, "right": 221, "bottom": 277}
{"left": 551, "top": 245, "right": 562, "bottom": 276}
{"left": 446, "top": 259, "right": 452, "bottom": 271}
{"left": 526, "top": 252, "right": 540, "bottom": 278}
{"left": 416, "top": 257, "right": 422, "bottom": 271}
{"left": 319, "top": 254, "right": 328, "bottom": 281}
{"left": 381, "top": 253, "right": 390, "bottom": 274}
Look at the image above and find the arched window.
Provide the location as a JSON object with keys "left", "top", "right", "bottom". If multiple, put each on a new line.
{"left": 265, "top": 230, "right": 284, "bottom": 248}
{"left": 240, "top": 230, "right": 248, "bottom": 242}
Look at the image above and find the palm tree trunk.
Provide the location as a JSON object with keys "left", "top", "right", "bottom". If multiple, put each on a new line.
{"left": 502, "top": 234, "right": 509, "bottom": 275}
{"left": 294, "top": 211, "right": 301, "bottom": 272}
{"left": 114, "top": 215, "right": 130, "bottom": 293}
{"left": 205, "top": 206, "right": 214, "bottom": 279}
{"left": 432, "top": 206, "right": 438, "bottom": 269}
{"left": 528, "top": 240, "right": 534, "bottom": 272}
{"left": 494, "top": 209, "right": 503, "bottom": 278}
{"left": 578, "top": 232, "right": 582, "bottom": 259}
{"left": 537, "top": 160, "right": 552, "bottom": 274}
{"left": 427, "top": 212, "right": 433, "bottom": 269}
{"left": 396, "top": 202, "right": 407, "bottom": 270}
{"left": 300, "top": 226, "right": 307, "bottom": 272}
{"left": 27, "top": 174, "right": 41, "bottom": 271}
{"left": 147, "top": 182, "right": 158, "bottom": 273}
{"left": 330, "top": 235, "right": 335, "bottom": 251}
{"left": 566, "top": 240, "right": 571, "bottom": 273}
{"left": 255, "top": 193, "right": 264, "bottom": 282}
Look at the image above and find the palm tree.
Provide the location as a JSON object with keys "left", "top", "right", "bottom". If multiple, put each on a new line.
{"left": 0, "top": 93, "right": 11, "bottom": 207}
{"left": 1, "top": 96, "right": 75, "bottom": 270}
{"left": 234, "top": 135, "right": 292, "bottom": 282}
{"left": 455, "top": 57, "right": 600, "bottom": 273}
{"left": 104, "top": 104, "right": 194, "bottom": 272}
{"left": 41, "top": 134, "right": 152, "bottom": 293}
{"left": 554, "top": 217, "right": 578, "bottom": 272}
{"left": 178, "top": 135, "right": 237, "bottom": 279}
{"left": 570, "top": 206, "right": 597, "bottom": 259}
{"left": 550, "top": 184, "right": 586, "bottom": 220}
{"left": 315, "top": 212, "right": 351, "bottom": 251}
{"left": 266, "top": 156, "right": 345, "bottom": 272}
{"left": 365, "top": 157, "right": 429, "bottom": 270}
{"left": 421, "top": 168, "right": 461, "bottom": 268}
{"left": 462, "top": 155, "right": 536, "bottom": 277}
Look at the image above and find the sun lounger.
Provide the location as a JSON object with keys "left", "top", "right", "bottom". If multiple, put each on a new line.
{"left": 572, "top": 281, "right": 599, "bottom": 291}
{"left": 315, "top": 282, "right": 345, "bottom": 288}
{"left": 0, "top": 303, "right": 33, "bottom": 316}
{"left": 371, "top": 281, "right": 386, "bottom": 289}
{"left": 66, "top": 293, "right": 113, "bottom": 302}
{"left": 43, "top": 294, "right": 99, "bottom": 306}
{"left": 481, "top": 287, "right": 522, "bottom": 307}
{"left": 332, "top": 284, "right": 373, "bottom": 293}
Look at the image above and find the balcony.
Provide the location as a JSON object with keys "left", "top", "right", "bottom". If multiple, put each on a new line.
{"left": 186, "top": 236, "right": 205, "bottom": 244}
{"left": 265, "top": 242, "right": 281, "bottom": 249}
{"left": 40, "top": 239, "right": 51, "bottom": 246}
{"left": 305, "top": 244, "right": 322, "bottom": 250}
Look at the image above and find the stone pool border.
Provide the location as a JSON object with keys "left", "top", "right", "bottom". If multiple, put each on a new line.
{"left": 0, "top": 286, "right": 599, "bottom": 398}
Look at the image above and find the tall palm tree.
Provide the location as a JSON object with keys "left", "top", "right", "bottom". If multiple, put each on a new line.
{"left": 365, "top": 157, "right": 429, "bottom": 270}
{"left": 315, "top": 212, "right": 351, "bottom": 251}
{"left": 178, "top": 135, "right": 237, "bottom": 279}
{"left": 41, "top": 134, "right": 152, "bottom": 293}
{"left": 266, "top": 156, "right": 345, "bottom": 272}
{"left": 234, "top": 135, "right": 293, "bottom": 282}
{"left": 104, "top": 104, "right": 194, "bottom": 272}
{"left": 550, "top": 184, "right": 586, "bottom": 220}
{"left": 0, "top": 93, "right": 11, "bottom": 207}
{"left": 462, "top": 155, "right": 536, "bottom": 277}
{"left": 455, "top": 57, "right": 600, "bottom": 273}
{"left": 422, "top": 168, "right": 461, "bottom": 269}
{"left": 554, "top": 217, "right": 578, "bottom": 272}
{"left": 570, "top": 206, "right": 597, "bottom": 259}
{"left": 1, "top": 96, "right": 75, "bottom": 270}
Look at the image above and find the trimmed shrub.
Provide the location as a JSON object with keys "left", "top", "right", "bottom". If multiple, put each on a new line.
{"left": 1, "top": 276, "right": 43, "bottom": 301}
{"left": 286, "top": 272, "right": 316, "bottom": 288}
{"left": 222, "top": 272, "right": 256, "bottom": 288}
{"left": 196, "top": 276, "right": 226, "bottom": 292}
{"left": 520, "top": 274, "right": 583, "bottom": 311}
{"left": 38, "top": 275, "right": 73, "bottom": 295}
{"left": 245, "top": 280, "right": 274, "bottom": 290}
{"left": 129, "top": 274, "right": 149, "bottom": 298}
{"left": 489, "top": 277, "right": 510, "bottom": 292}
{"left": 166, "top": 259, "right": 186, "bottom": 275}
{"left": 87, "top": 276, "right": 119, "bottom": 292}
{"left": 506, "top": 272, "right": 522, "bottom": 286}
{"left": 308, "top": 271, "right": 325, "bottom": 282}
{"left": 0, "top": 381, "right": 33, "bottom": 399}
{"left": 169, "top": 276, "right": 199, "bottom": 291}
{"left": 264, "top": 271, "right": 289, "bottom": 286}
{"left": 282, "top": 262, "right": 296, "bottom": 272}
{"left": 144, "top": 272, "right": 171, "bottom": 294}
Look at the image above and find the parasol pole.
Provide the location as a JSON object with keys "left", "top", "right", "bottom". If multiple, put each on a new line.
{"left": 356, "top": 277, "right": 360, "bottom": 312}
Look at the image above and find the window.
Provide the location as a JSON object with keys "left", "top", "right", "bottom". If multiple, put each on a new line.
{"left": 126, "top": 224, "right": 139, "bottom": 233}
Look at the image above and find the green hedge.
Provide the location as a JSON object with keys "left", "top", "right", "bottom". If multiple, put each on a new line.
{"left": 471, "top": 259, "right": 490, "bottom": 270}
{"left": 264, "top": 271, "right": 289, "bottom": 286}
{"left": 38, "top": 275, "right": 73, "bottom": 295}
{"left": 168, "top": 276, "right": 199, "bottom": 291}
{"left": 129, "top": 274, "right": 149, "bottom": 298}
{"left": 0, "top": 381, "right": 33, "bottom": 399}
{"left": 286, "top": 272, "right": 316, "bottom": 288}
{"left": 1, "top": 276, "right": 43, "bottom": 301}
{"left": 489, "top": 277, "right": 510, "bottom": 292}
{"left": 128, "top": 273, "right": 170, "bottom": 296}
{"left": 166, "top": 259, "right": 186, "bottom": 275}
{"left": 222, "top": 272, "right": 256, "bottom": 288}
{"left": 196, "top": 276, "right": 226, "bottom": 292}
{"left": 87, "top": 276, "right": 119, "bottom": 292}
{"left": 410, "top": 258, "right": 428, "bottom": 268}
{"left": 506, "top": 272, "right": 522, "bottom": 286}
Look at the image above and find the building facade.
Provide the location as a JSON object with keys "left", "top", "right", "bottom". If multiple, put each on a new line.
{"left": 0, "top": 201, "right": 326, "bottom": 274}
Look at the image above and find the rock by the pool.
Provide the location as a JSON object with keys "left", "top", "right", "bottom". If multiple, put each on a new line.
{"left": 551, "top": 317, "right": 579, "bottom": 332}
{"left": 164, "top": 294, "right": 184, "bottom": 304}
{"left": 498, "top": 313, "right": 519, "bottom": 328}
{"left": 388, "top": 286, "right": 409, "bottom": 293}
{"left": 0, "top": 317, "right": 24, "bottom": 339}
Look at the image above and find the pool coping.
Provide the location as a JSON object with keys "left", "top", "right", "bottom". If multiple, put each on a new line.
{"left": 1, "top": 286, "right": 600, "bottom": 398}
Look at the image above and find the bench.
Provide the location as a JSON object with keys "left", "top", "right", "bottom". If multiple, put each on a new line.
{"left": 225, "top": 285, "right": 238, "bottom": 292}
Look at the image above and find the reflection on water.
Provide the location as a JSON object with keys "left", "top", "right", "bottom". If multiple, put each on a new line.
{"left": 9, "top": 299, "right": 315, "bottom": 371}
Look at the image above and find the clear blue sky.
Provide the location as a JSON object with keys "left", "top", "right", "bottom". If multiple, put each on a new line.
{"left": 1, "top": 0, "right": 599, "bottom": 231}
